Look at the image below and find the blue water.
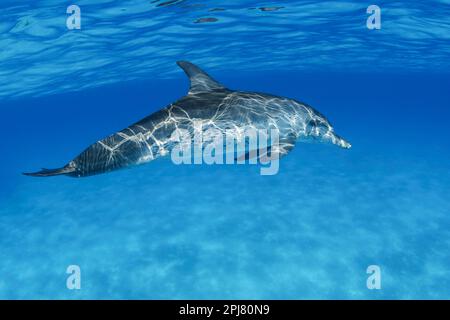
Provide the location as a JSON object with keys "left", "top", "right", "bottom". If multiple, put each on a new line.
{"left": 1, "top": 1, "right": 449, "bottom": 299}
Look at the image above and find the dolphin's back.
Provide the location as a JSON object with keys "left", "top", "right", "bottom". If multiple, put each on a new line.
{"left": 23, "top": 61, "right": 350, "bottom": 178}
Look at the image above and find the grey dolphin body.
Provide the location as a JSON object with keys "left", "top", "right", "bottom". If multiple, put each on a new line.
{"left": 24, "top": 61, "right": 351, "bottom": 178}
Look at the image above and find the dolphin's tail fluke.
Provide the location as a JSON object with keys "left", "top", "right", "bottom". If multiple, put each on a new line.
{"left": 23, "top": 165, "right": 76, "bottom": 177}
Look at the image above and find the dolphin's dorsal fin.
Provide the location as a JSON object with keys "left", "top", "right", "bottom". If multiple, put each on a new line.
{"left": 177, "top": 61, "right": 226, "bottom": 94}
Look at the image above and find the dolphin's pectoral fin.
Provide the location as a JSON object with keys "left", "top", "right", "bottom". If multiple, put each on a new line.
{"left": 23, "top": 165, "right": 75, "bottom": 177}
{"left": 176, "top": 61, "right": 227, "bottom": 94}
{"left": 267, "top": 143, "right": 296, "bottom": 161}
{"left": 273, "top": 143, "right": 295, "bottom": 159}
{"left": 235, "top": 148, "right": 267, "bottom": 162}
{"left": 235, "top": 134, "right": 297, "bottom": 162}
{"left": 235, "top": 143, "right": 296, "bottom": 162}
{"left": 267, "top": 134, "right": 297, "bottom": 160}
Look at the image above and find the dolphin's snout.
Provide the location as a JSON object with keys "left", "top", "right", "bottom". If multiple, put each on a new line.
{"left": 337, "top": 138, "right": 351, "bottom": 149}
{"left": 331, "top": 132, "right": 351, "bottom": 149}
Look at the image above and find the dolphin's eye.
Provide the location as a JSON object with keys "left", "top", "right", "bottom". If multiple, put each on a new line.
{"left": 306, "top": 120, "right": 331, "bottom": 136}
{"left": 305, "top": 120, "right": 320, "bottom": 136}
{"left": 306, "top": 120, "right": 316, "bottom": 129}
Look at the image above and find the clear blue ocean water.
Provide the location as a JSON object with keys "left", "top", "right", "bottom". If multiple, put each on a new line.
{"left": 0, "top": 0, "right": 449, "bottom": 299}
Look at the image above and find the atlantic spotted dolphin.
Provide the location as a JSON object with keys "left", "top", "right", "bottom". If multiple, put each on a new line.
{"left": 24, "top": 61, "right": 351, "bottom": 178}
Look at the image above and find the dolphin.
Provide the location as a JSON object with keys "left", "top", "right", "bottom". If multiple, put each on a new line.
{"left": 24, "top": 61, "right": 351, "bottom": 178}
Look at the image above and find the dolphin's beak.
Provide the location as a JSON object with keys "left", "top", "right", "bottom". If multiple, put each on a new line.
{"left": 331, "top": 132, "right": 351, "bottom": 149}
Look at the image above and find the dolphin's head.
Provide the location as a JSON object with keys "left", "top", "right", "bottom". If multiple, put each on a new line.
{"left": 305, "top": 112, "right": 351, "bottom": 149}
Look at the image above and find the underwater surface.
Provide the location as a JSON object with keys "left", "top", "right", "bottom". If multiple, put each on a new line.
{"left": 0, "top": 0, "right": 449, "bottom": 299}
